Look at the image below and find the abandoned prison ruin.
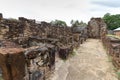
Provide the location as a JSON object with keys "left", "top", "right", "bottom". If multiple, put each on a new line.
{"left": 0, "top": 13, "right": 119, "bottom": 80}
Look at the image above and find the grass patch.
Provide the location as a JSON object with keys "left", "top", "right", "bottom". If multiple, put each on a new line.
{"left": 107, "top": 34, "right": 120, "bottom": 39}
{"left": 113, "top": 67, "right": 118, "bottom": 72}
{"left": 116, "top": 72, "right": 120, "bottom": 80}
{"left": 0, "top": 76, "right": 3, "bottom": 80}
{"left": 62, "top": 58, "right": 67, "bottom": 62}
{"left": 62, "top": 49, "right": 77, "bottom": 62}
{"left": 107, "top": 55, "right": 112, "bottom": 62}
{"left": 71, "top": 49, "right": 77, "bottom": 56}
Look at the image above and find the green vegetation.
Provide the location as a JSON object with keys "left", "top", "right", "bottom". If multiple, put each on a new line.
{"left": 50, "top": 20, "right": 67, "bottom": 27}
{"left": 71, "top": 49, "right": 77, "bottom": 56}
{"left": 107, "top": 55, "right": 112, "bottom": 62}
{"left": 103, "top": 13, "right": 120, "bottom": 30}
{"left": 8, "top": 18, "right": 17, "bottom": 21}
{"left": 116, "top": 72, "right": 120, "bottom": 80}
{"left": 0, "top": 76, "right": 3, "bottom": 80}
{"left": 107, "top": 34, "right": 120, "bottom": 39}
{"left": 70, "top": 20, "right": 87, "bottom": 27}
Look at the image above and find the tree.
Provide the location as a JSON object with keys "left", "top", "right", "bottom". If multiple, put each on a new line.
{"left": 79, "top": 21, "right": 87, "bottom": 27}
{"left": 70, "top": 20, "right": 87, "bottom": 27}
{"left": 50, "top": 20, "right": 67, "bottom": 27}
{"left": 103, "top": 13, "right": 120, "bottom": 30}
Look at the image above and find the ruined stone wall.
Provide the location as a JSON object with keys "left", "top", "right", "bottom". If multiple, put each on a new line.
{"left": 0, "top": 13, "right": 87, "bottom": 49}
{"left": 0, "top": 13, "right": 88, "bottom": 80}
{"left": 102, "top": 34, "right": 120, "bottom": 69}
{"left": 0, "top": 48, "right": 25, "bottom": 80}
{"left": 88, "top": 18, "right": 107, "bottom": 38}
{"left": 97, "top": 17, "right": 120, "bottom": 69}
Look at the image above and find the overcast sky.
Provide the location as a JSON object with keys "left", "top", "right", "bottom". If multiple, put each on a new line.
{"left": 0, "top": 0, "right": 120, "bottom": 25}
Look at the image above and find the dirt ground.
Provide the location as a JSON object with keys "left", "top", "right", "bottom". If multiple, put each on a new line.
{"left": 48, "top": 39, "right": 118, "bottom": 80}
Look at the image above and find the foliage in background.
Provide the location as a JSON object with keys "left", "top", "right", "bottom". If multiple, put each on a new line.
{"left": 8, "top": 18, "right": 18, "bottom": 21}
{"left": 103, "top": 13, "right": 120, "bottom": 30}
{"left": 70, "top": 20, "right": 87, "bottom": 27}
{"left": 107, "top": 34, "right": 120, "bottom": 39}
{"left": 50, "top": 20, "right": 67, "bottom": 27}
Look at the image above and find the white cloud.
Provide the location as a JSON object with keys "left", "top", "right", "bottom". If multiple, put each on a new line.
{"left": 0, "top": 0, "right": 120, "bottom": 25}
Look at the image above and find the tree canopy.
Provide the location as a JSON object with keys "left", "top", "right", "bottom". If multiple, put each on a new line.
{"left": 70, "top": 20, "right": 87, "bottom": 27}
{"left": 50, "top": 20, "right": 67, "bottom": 27}
{"left": 103, "top": 13, "right": 120, "bottom": 30}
